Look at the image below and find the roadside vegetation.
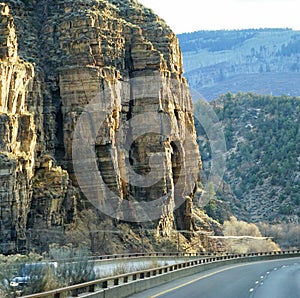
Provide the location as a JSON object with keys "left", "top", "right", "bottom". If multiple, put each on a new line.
{"left": 0, "top": 245, "right": 95, "bottom": 297}
{"left": 0, "top": 253, "right": 43, "bottom": 297}
{"left": 257, "top": 222, "right": 300, "bottom": 250}
{"left": 221, "top": 217, "right": 280, "bottom": 254}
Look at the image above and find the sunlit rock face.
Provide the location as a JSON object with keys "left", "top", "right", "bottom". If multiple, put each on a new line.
{"left": 0, "top": 0, "right": 201, "bottom": 253}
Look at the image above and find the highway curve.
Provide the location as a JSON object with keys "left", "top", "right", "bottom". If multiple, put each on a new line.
{"left": 129, "top": 257, "right": 300, "bottom": 298}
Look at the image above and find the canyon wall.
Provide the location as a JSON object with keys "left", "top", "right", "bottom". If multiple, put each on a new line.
{"left": 0, "top": 0, "right": 202, "bottom": 254}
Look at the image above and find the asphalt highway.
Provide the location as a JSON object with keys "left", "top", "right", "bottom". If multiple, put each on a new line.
{"left": 129, "top": 257, "right": 300, "bottom": 298}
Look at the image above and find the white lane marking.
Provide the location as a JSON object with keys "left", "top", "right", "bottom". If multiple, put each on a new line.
{"left": 249, "top": 288, "right": 254, "bottom": 292}
{"left": 266, "top": 271, "right": 270, "bottom": 274}
{"left": 260, "top": 276, "right": 264, "bottom": 278}
{"left": 255, "top": 281, "right": 259, "bottom": 284}
{"left": 150, "top": 258, "right": 300, "bottom": 298}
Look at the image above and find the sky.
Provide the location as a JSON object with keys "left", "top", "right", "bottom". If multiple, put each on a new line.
{"left": 138, "top": 0, "right": 300, "bottom": 34}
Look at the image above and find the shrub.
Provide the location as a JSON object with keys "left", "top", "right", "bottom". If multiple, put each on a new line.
{"left": 223, "top": 216, "right": 261, "bottom": 237}
{"left": 257, "top": 222, "right": 300, "bottom": 250}
{"left": 222, "top": 216, "right": 280, "bottom": 253}
{"left": 49, "top": 244, "right": 96, "bottom": 287}
{"left": 0, "top": 253, "right": 43, "bottom": 297}
{"left": 0, "top": 246, "right": 96, "bottom": 297}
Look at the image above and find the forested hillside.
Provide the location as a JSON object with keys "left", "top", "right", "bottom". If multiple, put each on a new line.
{"left": 195, "top": 93, "right": 300, "bottom": 223}
{"left": 178, "top": 29, "right": 300, "bottom": 100}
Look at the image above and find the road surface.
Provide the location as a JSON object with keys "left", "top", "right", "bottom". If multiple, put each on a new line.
{"left": 129, "top": 257, "right": 300, "bottom": 298}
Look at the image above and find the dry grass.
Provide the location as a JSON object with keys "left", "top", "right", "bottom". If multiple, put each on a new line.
{"left": 222, "top": 217, "right": 281, "bottom": 253}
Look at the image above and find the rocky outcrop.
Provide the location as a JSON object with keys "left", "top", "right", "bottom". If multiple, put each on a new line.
{"left": 0, "top": 2, "right": 38, "bottom": 252}
{"left": 0, "top": 0, "right": 201, "bottom": 254}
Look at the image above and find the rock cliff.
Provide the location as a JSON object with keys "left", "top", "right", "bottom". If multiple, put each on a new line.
{"left": 0, "top": 0, "right": 202, "bottom": 254}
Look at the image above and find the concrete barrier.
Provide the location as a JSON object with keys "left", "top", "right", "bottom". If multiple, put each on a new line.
{"left": 81, "top": 252, "right": 300, "bottom": 298}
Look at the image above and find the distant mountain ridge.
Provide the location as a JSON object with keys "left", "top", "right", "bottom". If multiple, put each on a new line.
{"left": 178, "top": 28, "right": 300, "bottom": 100}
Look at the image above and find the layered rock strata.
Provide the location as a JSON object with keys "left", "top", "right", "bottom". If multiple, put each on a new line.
{"left": 0, "top": 0, "right": 201, "bottom": 253}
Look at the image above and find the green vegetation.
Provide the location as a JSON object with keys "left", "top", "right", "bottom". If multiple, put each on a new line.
{"left": 198, "top": 182, "right": 231, "bottom": 224}
{"left": 195, "top": 93, "right": 300, "bottom": 223}
{"left": 21, "top": 0, "right": 31, "bottom": 5}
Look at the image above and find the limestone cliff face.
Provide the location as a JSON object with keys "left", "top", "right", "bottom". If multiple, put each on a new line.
{"left": 0, "top": 0, "right": 201, "bottom": 253}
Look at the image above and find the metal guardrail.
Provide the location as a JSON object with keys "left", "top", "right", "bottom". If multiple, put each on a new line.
{"left": 22, "top": 250, "right": 300, "bottom": 298}
{"left": 50, "top": 251, "right": 213, "bottom": 264}
{"left": 87, "top": 251, "right": 212, "bottom": 261}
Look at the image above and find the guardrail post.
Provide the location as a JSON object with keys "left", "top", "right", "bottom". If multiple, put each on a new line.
{"left": 102, "top": 281, "right": 108, "bottom": 288}
{"left": 71, "top": 289, "right": 78, "bottom": 297}
{"left": 88, "top": 284, "right": 95, "bottom": 292}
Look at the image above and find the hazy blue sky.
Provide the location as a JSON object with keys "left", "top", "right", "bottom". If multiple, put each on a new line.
{"left": 139, "top": 0, "right": 300, "bottom": 33}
